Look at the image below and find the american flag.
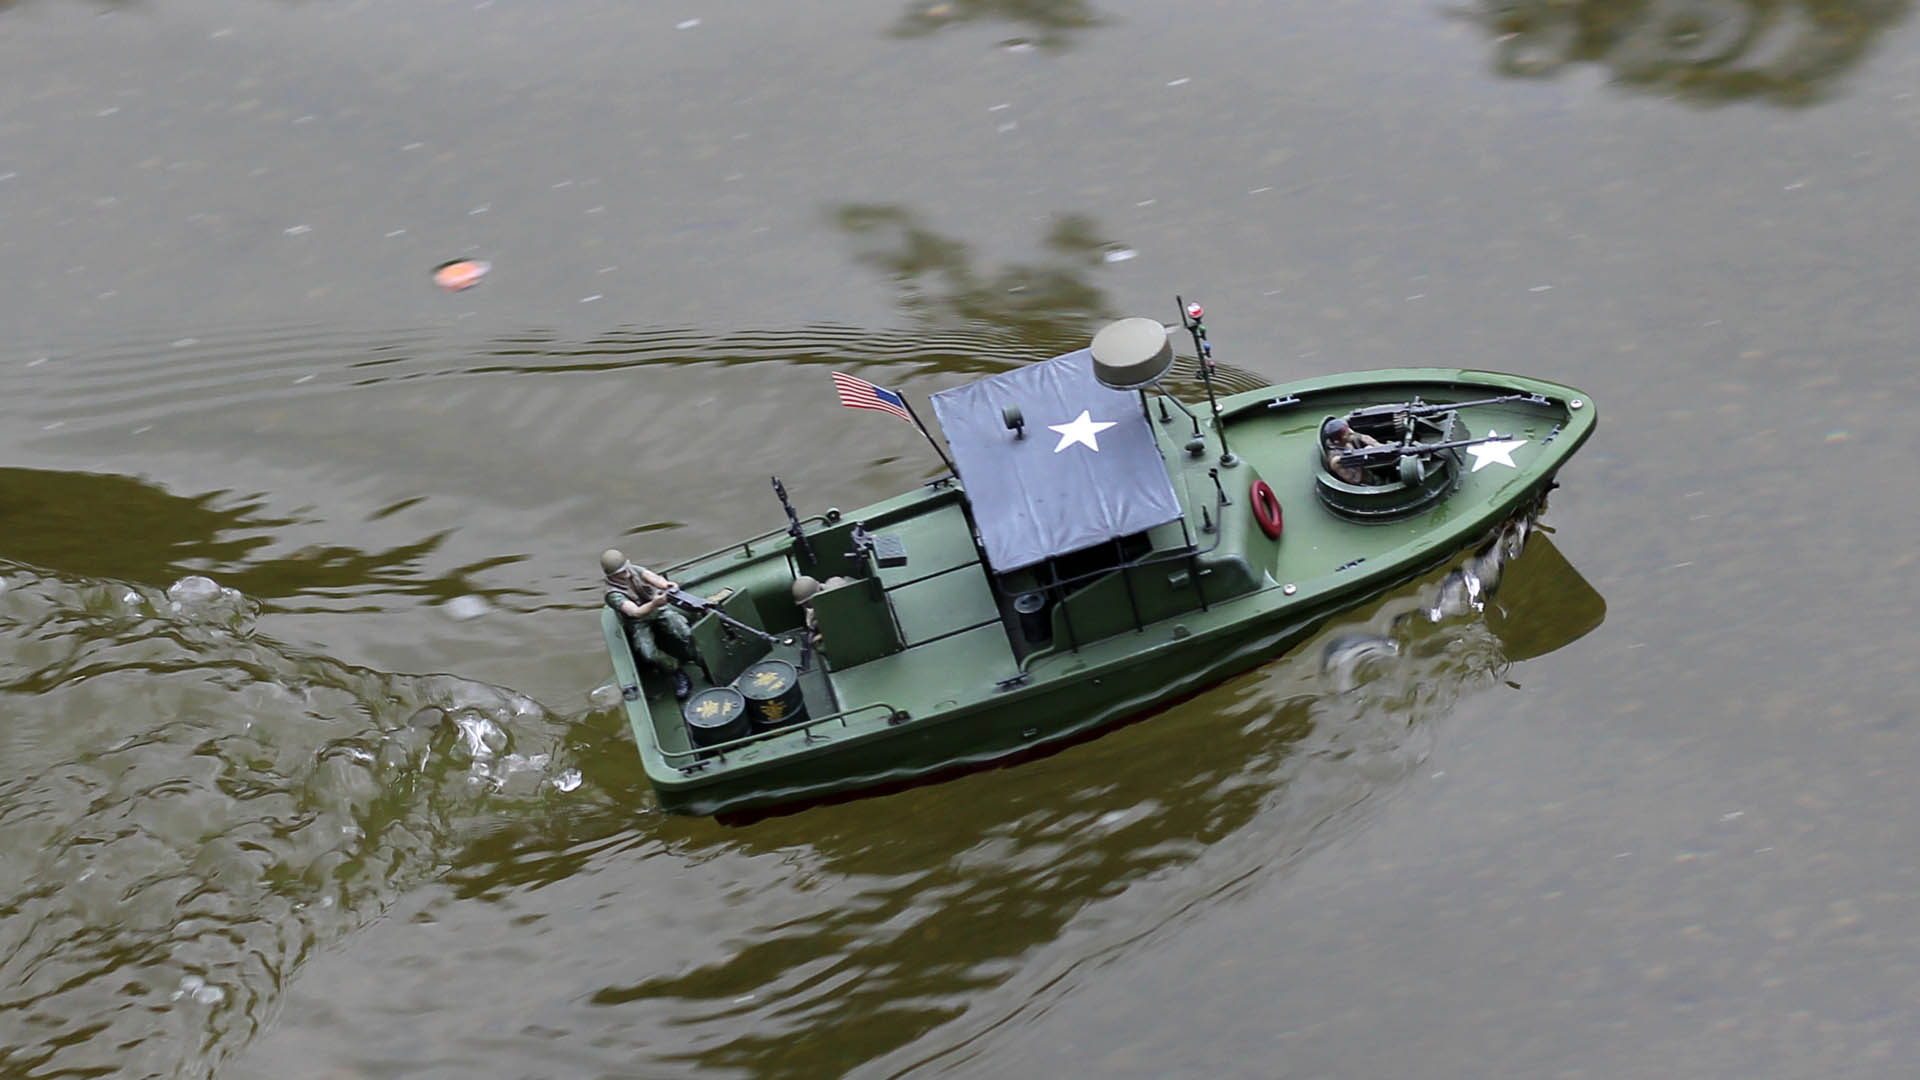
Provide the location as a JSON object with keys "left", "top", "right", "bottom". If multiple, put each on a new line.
{"left": 831, "top": 371, "right": 914, "bottom": 425}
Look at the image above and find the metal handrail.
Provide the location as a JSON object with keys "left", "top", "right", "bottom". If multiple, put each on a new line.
{"left": 665, "top": 514, "right": 831, "bottom": 575}
{"left": 658, "top": 700, "right": 901, "bottom": 766}
{"left": 665, "top": 482, "right": 967, "bottom": 579}
{"left": 987, "top": 492, "right": 1228, "bottom": 602}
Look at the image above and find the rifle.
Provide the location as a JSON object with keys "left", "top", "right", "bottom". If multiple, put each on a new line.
{"left": 1343, "top": 393, "right": 1548, "bottom": 423}
{"left": 772, "top": 476, "right": 816, "bottom": 567}
{"left": 1335, "top": 434, "right": 1514, "bottom": 465}
{"left": 660, "top": 587, "right": 794, "bottom": 648}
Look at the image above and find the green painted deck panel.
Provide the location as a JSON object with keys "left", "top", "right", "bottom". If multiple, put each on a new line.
{"left": 829, "top": 622, "right": 1017, "bottom": 717}
{"left": 889, "top": 564, "right": 1003, "bottom": 645}
{"left": 1209, "top": 399, "right": 1567, "bottom": 588}
{"left": 874, "top": 498, "right": 982, "bottom": 588}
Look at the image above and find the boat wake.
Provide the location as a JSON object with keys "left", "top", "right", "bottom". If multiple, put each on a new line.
{"left": 1320, "top": 514, "right": 1533, "bottom": 692}
{"left": 0, "top": 562, "right": 595, "bottom": 1080}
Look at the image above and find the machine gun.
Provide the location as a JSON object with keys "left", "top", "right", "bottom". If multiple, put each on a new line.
{"left": 1343, "top": 393, "right": 1548, "bottom": 424}
{"left": 771, "top": 476, "right": 817, "bottom": 567}
{"left": 1334, "top": 433, "right": 1513, "bottom": 465}
{"left": 659, "top": 587, "right": 794, "bottom": 648}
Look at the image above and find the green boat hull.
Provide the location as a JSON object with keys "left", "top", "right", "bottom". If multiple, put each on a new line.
{"left": 604, "top": 366, "right": 1596, "bottom": 816}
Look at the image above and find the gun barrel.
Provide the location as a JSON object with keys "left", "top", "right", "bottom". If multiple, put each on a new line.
{"left": 664, "top": 588, "right": 788, "bottom": 647}
{"left": 772, "top": 475, "right": 817, "bottom": 565}
{"left": 1336, "top": 434, "right": 1505, "bottom": 462}
{"left": 1344, "top": 393, "right": 1544, "bottom": 421}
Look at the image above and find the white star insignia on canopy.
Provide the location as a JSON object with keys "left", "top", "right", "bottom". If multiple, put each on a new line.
{"left": 1048, "top": 409, "right": 1118, "bottom": 453}
{"left": 1467, "top": 429, "right": 1527, "bottom": 473}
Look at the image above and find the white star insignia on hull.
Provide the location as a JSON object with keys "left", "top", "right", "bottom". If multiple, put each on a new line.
{"left": 1467, "top": 429, "right": 1528, "bottom": 472}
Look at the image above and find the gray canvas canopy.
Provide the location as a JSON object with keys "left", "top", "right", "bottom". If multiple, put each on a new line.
{"left": 930, "top": 349, "right": 1183, "bottom": 573}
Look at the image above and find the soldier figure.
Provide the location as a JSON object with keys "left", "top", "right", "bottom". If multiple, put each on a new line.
{"left": 1321, "top": 417, "right": 1384, "bottom": 485}
{"left": 789, "top": 574, "right": 848, "bottom": 654}
{"left": 602, "top": 548, "right": 697, "bottom": 699}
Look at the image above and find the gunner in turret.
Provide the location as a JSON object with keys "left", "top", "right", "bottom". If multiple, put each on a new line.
{"left": 601, "top": 549, "right": 697, "bottom": 699}
{"left": 1321, "top": 417, "right": 1384, "bottom": 485}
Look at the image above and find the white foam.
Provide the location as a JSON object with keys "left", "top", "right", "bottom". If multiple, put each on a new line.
{"left": 444, "top": 595, "right": 491, "bottom": 621}
{"left": 166, "top": 575, "right": 224, "bottom": 603}
{"left": 453, "top": 713, "right": 505, "bottom": 760}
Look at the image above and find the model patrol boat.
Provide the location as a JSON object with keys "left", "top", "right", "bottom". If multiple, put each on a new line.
{"left": 601, "top": 301, "right": 1597, "bottom": 816}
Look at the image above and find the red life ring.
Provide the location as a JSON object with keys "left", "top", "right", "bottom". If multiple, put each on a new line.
{"left": 1250, "top": 479, "right": 1284, "bottom": 539}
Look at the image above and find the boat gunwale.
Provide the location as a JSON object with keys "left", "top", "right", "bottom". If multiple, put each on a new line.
{"left": 638, "top": 496, "right": 1554, "bottom": 810}
{"left": 1214, "top": 367, "right": 1593, "bottom": 427}
{"left": 626, "top": 490, "right": 1564, "bottom": 796}
{"left": 655, "top": 700, "right": 904, "bottom": 766}
{"left": 661, "top": 512, "right": 833, "bottom": 579}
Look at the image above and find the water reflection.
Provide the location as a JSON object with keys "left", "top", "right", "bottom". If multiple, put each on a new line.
{"left": 449, "top": 527, "right": 1605, "bottom": 1076}
{"left": 1465, "top": 0, "right": 1910, "bottom": 104}
{"left": 0, "top": 0, "right": 129, "bottom": 11}
{"left": 835, "top": 204, "right": 1118, "bottom": 356}
{"left": 0, "top": 467, "right": 521, "bottom": 611}
{"left": 888, "top": 0, "right": 1104, "bottom": 50}
{"left": 832, "top": 204, "right": 1266, "bottom": 393}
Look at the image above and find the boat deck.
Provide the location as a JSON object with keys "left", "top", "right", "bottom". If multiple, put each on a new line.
{"left": 637, "top": 489, "right": 1021, "bottom": 757}
{"left": 870, "top": 498, "right": 1004, "bottom": 645}
{"left": 1214, "top": 386, "right": 1579, "bottom": 588}
{"left": 836, "top": 496, "right": 1018, "bottom": 714}
{"left": 871, "top": 495, "right": 981, "bottom": 592}
{"left": 830, "top": 622, "right": 1015, "bottom": 720}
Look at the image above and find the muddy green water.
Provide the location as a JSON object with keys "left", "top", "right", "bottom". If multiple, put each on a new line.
{"left": 5, "top": 1, "right": 1920, "bottom": 1077}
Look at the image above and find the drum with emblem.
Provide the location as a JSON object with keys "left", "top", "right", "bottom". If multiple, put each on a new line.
{"left": 682, "top": 686, "right": 749, "bottom": 748}
{"left": 736, "top": 659, "right": 808, "bottom": 731}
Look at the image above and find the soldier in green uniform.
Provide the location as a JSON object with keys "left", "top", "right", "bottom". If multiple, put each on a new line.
{"left": 602, "top": 548, "right": 697, "bottom": 699}
{"left": 1321, "top": 417, "right": 1384, "bottom": 485}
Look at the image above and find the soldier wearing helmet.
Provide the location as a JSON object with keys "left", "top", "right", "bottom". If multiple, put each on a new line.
{"left": 601, "top": 548, "right": 697, "bottom": 699}
{"left": 1321, "top": 417, "right": 1384, "bottom": 485}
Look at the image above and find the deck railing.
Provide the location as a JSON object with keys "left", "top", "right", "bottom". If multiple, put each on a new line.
{"left": 664, "top": 514, "right": 831, "bottom": 576}
{"left": 657, "top": 700, "right": 904, "bottom": 773}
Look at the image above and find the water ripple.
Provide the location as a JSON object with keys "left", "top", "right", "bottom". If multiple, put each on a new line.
{"left": 7, "top": 322, "right": 1269, "bottom": 447}
{"left": 0, "top": 566, "right": 594, "bottom": 1079}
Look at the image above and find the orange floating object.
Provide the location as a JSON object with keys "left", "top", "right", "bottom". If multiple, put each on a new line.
{"left": 433, "top": 259, "right": 490, "bottom": 291}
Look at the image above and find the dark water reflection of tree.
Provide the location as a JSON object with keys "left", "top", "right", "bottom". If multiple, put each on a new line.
{"left": 834, "top": 202, "right": 1276, "bottom": 392}
{"left": 889, "top": 0, "right": 1104, "bottom": 50}
{"left": 0, "top": 467, "right": 525, "bottom": 610}
{"left": 835, "top": 204, "right": 1118, "bottom": 357}
{"left": 1464, "top": 0, "right": 1911, "bottom": 105}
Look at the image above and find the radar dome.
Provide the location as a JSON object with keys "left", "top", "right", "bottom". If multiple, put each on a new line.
{"left": 1090, "top": 317, "right": 1174, "bottom": 390}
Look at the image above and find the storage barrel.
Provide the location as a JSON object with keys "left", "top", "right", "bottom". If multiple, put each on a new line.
{"left": 736, "top": 659, "right": 809, "bottom": 730}
{"left": 682, "top": 686, "right": 750, "bottom": 748}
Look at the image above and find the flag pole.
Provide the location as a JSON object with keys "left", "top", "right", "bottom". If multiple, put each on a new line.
{"left": 902, "top": 397, "right": 958, "bottom": 479}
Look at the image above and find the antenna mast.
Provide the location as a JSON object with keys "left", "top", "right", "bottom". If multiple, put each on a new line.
{"left": 1177, "top": 296, "right": 1235, "bottom": 466}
